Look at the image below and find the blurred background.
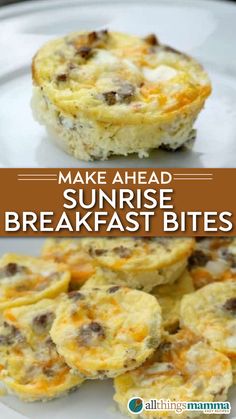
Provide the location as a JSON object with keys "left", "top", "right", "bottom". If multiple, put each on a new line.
{"left": 0, "top": 0, "right": 235, "bottom": 5}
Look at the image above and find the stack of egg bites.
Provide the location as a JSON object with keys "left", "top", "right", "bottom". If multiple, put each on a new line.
{"left": 0, "top": 237, "right": 236, "bottom": 418}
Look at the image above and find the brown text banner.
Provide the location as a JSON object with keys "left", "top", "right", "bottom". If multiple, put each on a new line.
{"left": 0, "top": 168, "right": 234, "bottom": 236}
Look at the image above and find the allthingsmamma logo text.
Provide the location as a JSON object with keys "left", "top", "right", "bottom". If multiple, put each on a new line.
{"left": 127, "top": 398, "right": 231, "bottom": 415}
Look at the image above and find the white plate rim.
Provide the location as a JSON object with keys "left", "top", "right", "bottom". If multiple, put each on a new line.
{"left": 0, "top": 0, "right": 236, "bottom": 21}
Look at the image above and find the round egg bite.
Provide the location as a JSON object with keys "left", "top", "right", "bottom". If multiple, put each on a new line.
{"left": 42, "top": 238, "right": 96, "bottom": 289}
{"left": 188, "top": 237, "right": 236, "bottom": 289}
{"left": 42, "top": 237, "right": 194, "bottom": 292}
{"left": 180, "top": 280, "right": 236, "bottom": 378}
{"left": 0, "top": 253, "right": 70, "bottom": 311}
{"left": 114, "top": 329, "right": 232, "bottom": 419}
{"left": 32, "top": 30, "right": 211, "bottom": 161}
{"left": 50, "top": 287, "right": 162, "bottom": 379}
{"left": 151, "top": 271, "right": 194, "bottom": 333}
{"left": 0, "top": 299, "right": 83, "bottom": 401}
{"left": 83, "top": 270, "right": 193, "bottom": 333}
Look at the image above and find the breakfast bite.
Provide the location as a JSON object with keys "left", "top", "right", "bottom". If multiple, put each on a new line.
{"left": 42, "top": 239, "right": 95, "bottom": 289}
{"left": 151, "top": 270, "right": 194, "bottom": 332}
{"left": 50, "top": 287, "right": 162, "bottom": 379}
{"left": 0, "top": 253, "right": 70, "bottom": 311}
{"left": 83, "top": 269, "right": 194, "bottom": 333}
{"left": 188, "top": 237, "right": 236, "bottom": 289}
{"left": 42, "top": 237, "right": 194, "bottom": 291}
{"left": 180, "top": 280, "right": 236, "bottom": 379}
{"left": 32, "top": 30, "right": 211, "bottom": 161}
{"left": 114, "top": 329, "right": 232, "bottom": 419}
{"left": 0, "top": 299, "right": 83, "bottom": 401}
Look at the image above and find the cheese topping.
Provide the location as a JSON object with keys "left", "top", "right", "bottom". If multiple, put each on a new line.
{"left": 0, "top": 299, "right": 83, "bottom": 401}
{"left": 0, "top": 253, "right": 70, "bottom": 310}
{"left": 114, "top": 329, "right": 232, "bottom": 418}
{"left": 43, "top": 237, "right": 194, "bottom": 273}
{"left": 180, "top": 280, "right": 236, "bottom": 357}
{"left": 50, "top": 287, "right": 162, "bottom": 379}
{"left": 32, "top": 30, "right": 211, "bottom": 123}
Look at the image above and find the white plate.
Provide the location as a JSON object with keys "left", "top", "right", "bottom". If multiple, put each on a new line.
{"left": 0, "top": 0, "right": 236, "bottom": 168}
{"left": 0, "top": 237, "right": 235, "bottom": 419}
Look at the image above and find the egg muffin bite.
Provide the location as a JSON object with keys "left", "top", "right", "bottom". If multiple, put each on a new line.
{"left": 188, "top": 237, "right": 236, "bottom": 289}
{"left": 42, "top": 238, "right": 96, "bottom": 289}
{"left": 180, "top": 280, "right": 236, "bottom": 377}
{"left": 81, "top": 267, "right": 192, "bottom": 296}
{"left": 42, "top": 237, "right": 194, "bottom": 292}
{"left": 114, "top": 329, "right": 232, "bottom": 419}
{"left": 0, "top": 299, "right": 83, "bottom": 401}
{"left": 151, "top": 271, "right": 194, "bottom": 333}
{"left": 0, "top": 253, "right": 70, "bottom": 311}
{"left": 83, "top": 270, "right": 193, "bottom": 333}
{"left": 50, "top": 287, "right": 162, "bottom": 379}
{"left": 32, "top": 30, "right": 211, "bottom": 161}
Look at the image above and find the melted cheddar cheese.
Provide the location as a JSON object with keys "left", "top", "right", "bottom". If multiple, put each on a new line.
{"left": 180, "top": 280, "right": 236, "bottom": 359}
{"left": 0, "top": 253, "right": 70, "bottom": 311}
{"left": 114, "top": 329, "right": 232, "bottom": 418}
{"left": 50, "top": 287, "right": 162, "bottom": 379}
{"left": 0, "top": 299, "right": 83, "bottom": 401}
{"left": 42, "top": 238, "right": 194, "bottom": 291}
{"left": 32, "top": 31, "right": 211, "bottom": 124}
